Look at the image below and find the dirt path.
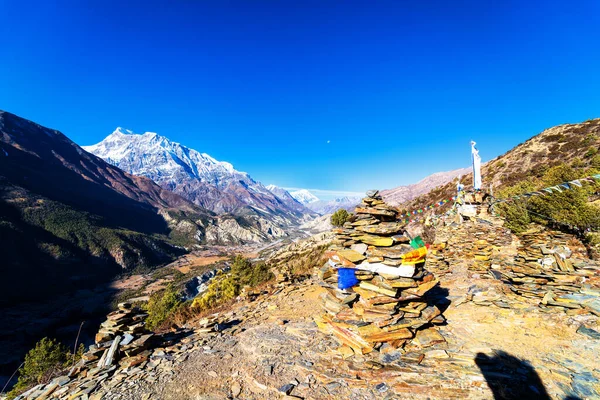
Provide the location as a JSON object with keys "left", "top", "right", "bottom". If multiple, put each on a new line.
{"left": 100, "top": 262, "right": 599, "bottom": 400}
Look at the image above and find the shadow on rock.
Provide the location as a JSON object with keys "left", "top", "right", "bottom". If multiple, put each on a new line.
{"left": 475, "top": 350, "right": 550, "bottom": 400}
{"left": 425, "top": 283, "right": 451, "bottom": 315}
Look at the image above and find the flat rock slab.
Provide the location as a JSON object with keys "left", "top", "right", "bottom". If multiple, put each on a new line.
{"left": 356, "top": 222, "right": 405, "bottom": 235}
{"left": 336, "top": 249, "right": 367, "bottom": 263}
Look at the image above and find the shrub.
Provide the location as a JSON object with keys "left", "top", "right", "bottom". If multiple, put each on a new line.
{"left": 497, "top": 163, "right": 600, "bottom": 234}
{"left": 191, "top": 256, "right": 273, "bottom": 311}
{"left": 585, "top": 232, "right": 600, "bottom": 247}
{"left": 145, "top": 285, "right": 182, "bottom": 330}
{"left": 591, "top": 154, "right": 600, "bottom": 169}
{"left": 581, "top": 134, "right": 597, "bottom": 147}
{"left": 498, "top": 201, "right": 531, "bottom": 234}
{"left": 542, "top": 133, "right": 566, "bottom": 143}
{"left": 7, "top": 338, "right": 73, "bottom": 399}
{"left": 331, "top": 209, "right": 350, "bottom": 226}
{"left": 230, "top": 255, "right": 273, "bottom": 288}
{"left": 585, "top": 147, "right": 598, "bottom": 158}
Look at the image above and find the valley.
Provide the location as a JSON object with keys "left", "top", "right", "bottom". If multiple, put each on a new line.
{"left": 2, "top": 111, "right": 600, "bottom": 399}
{"left": 3, "top": 4, "right": 600, "bottom": 399}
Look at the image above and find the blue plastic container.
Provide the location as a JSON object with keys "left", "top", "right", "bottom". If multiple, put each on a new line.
{"left": 337, "top": 268, "right": 358, "bottom": 289}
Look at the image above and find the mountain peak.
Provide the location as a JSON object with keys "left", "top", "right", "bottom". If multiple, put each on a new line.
{"left": 290, "top": 189, "right": 320, "bottom": 204}
{"left": 84, "top": 130, "right": 246, "bottom": 186}
{"left": 112, "top": 127, "right": 135, "bottom": 136}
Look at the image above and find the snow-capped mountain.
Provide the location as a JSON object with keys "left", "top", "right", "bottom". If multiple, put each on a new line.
{"left": 83, "top": 128, "right": 249, "bottom": 190}
{"left": 306, "top": 196, "right": 361, "bottom": 215}
{"left": 84, "top": 128, "right": 314, "bottom": 226}
{"left": 265, "top": 184, "right": 315, "bottom": 215}
{"left": 290, "top": 189, "right": 320, "bottom": 205}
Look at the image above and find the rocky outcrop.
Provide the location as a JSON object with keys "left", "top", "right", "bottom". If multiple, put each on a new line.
{"left": 205, "top": 216, "right": 288, "bottom": 245}
{"left": 300, "top": 214, "right": 333, "bottom": 233}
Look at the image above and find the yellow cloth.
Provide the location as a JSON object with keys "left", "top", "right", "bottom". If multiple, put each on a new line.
{"left": 401, "top": 247, "right": 427, "bottom": 264}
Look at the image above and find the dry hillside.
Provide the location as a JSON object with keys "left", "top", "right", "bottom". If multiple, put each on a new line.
{"left": 403, "top": 118, "right": 600, "bottom": 212}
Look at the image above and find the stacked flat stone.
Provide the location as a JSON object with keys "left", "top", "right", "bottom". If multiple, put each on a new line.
{"left": 500, "top": 228, "right": 600, "bottom": 315}
{"left": 427, "top": 220, "right": 513, "bottom": 275}
{"left": 94, "top": 302, "right": 149, "bottom": 344}
{"left": 17, "top": 303, "right": 230, "bottom": 400}
{"left": 316, "top": 191, "right": 446, "bottom": 356}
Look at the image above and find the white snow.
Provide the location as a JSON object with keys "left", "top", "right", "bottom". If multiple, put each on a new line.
{"left": 290, "top": 189, "right": 320, "bottom": 204}
{"left": 83, "top": 127, "right": 254, "bottom": 189}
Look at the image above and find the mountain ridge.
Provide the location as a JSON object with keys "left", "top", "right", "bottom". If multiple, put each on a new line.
{"left": 0, "top": 110, "right": 206, "bottom": 305}
{"left": 84, "top": 128, "right": 316, "bottom": 229}
{"left": 403, "top": 118, "right": 600, "bottom": 212}
{"left": 381, "top": 167, "right": 471, "bottom": 206}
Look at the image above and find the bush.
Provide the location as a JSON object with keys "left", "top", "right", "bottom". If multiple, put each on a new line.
{"left": 231, "top": 255, "right": 273, "bottom": 287}
{"left": 497, "top": 163, "right": 600, "bottom": 234}
{"left": 585, "top": 147, "right": 598, "bottom": 158}
{"left": 145, "top": 285, "right": 182, "bottom": 330}
{"left": 331, "top": 209, "right": 350, "bottom": 226}
{"left": 191, "top": 256, "right": 273, "bottom": 311}
{"left": 591, "top": 154, "right": 600, "bottom": 169}
{"left": 7, "top": 338, "right": 76, "bottom": 399}
{"left": 498, "top": 201, "right": 531, "bottom": 234}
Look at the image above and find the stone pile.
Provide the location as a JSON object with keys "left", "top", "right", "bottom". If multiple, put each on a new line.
{"left": 11, "top": 303, "right": 232, "bottom": 400}
{"left": 426, "top": 219, "right": 513, "bottom": 275}
{"left": 316, "top": 191, "right": 447, "bottom": 357}
{"left": 500, "top": 228, "right": 600, "bottom": 315}
{"left": 94, "top": 302, "right": 149, "bottom": 344}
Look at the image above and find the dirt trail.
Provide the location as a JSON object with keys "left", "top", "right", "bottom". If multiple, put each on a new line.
{"left": 102, "top": 255, "right": 599, "bottom": 400}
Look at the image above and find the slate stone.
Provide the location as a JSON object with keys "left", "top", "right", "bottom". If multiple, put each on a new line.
{"left": 576, "top": 326, "right": 600, "bottom": 340}
{"left": 278, "top": 383, "right": 295, "bottom": 395}
{"left": 375, "top": 382, "right": 389, "bottom": 393}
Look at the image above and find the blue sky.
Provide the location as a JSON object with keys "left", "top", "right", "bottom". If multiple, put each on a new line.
{"left": 1, "top": 1, "right": 600, "bottom": 200}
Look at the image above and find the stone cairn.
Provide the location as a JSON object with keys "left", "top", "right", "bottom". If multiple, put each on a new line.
{"left": 501, "top": 228, "right": 600, "bottom": 315}
{"left": 315, "top": 191, "right": 446, "bottom": 357}
{"left": 426, "top": 218, "right": 513, "bottom": 275}
{"left": 80, "top": 302, "right": 156, "bottom": 372}
{"left": 425, "top": 212, "right": 600, "bottom": 315}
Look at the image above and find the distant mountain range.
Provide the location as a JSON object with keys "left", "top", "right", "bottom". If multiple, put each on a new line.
{"left": 269, "top": 186, "right": 361, "bottom": 215}
{"left": 305, "top": 196, "right": 362, "bottom": 215}
{"left": 84, "top": 129, "right": 316, "bottom": 231}
{"left": 0, "top": 111, "right": 317, "bottom": 305}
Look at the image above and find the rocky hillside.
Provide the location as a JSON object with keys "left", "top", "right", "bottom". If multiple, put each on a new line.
{"left": 84, "top": 130, "right": 316, "bottom": 230}
{"left": 7, "top": 217, "right": 599, "bottom": 400}
{"left": 381, "top": 167, "right": 470, "bottom": 206}
{"left": 403, "top": 118, "right": 600, "bottom": 212}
